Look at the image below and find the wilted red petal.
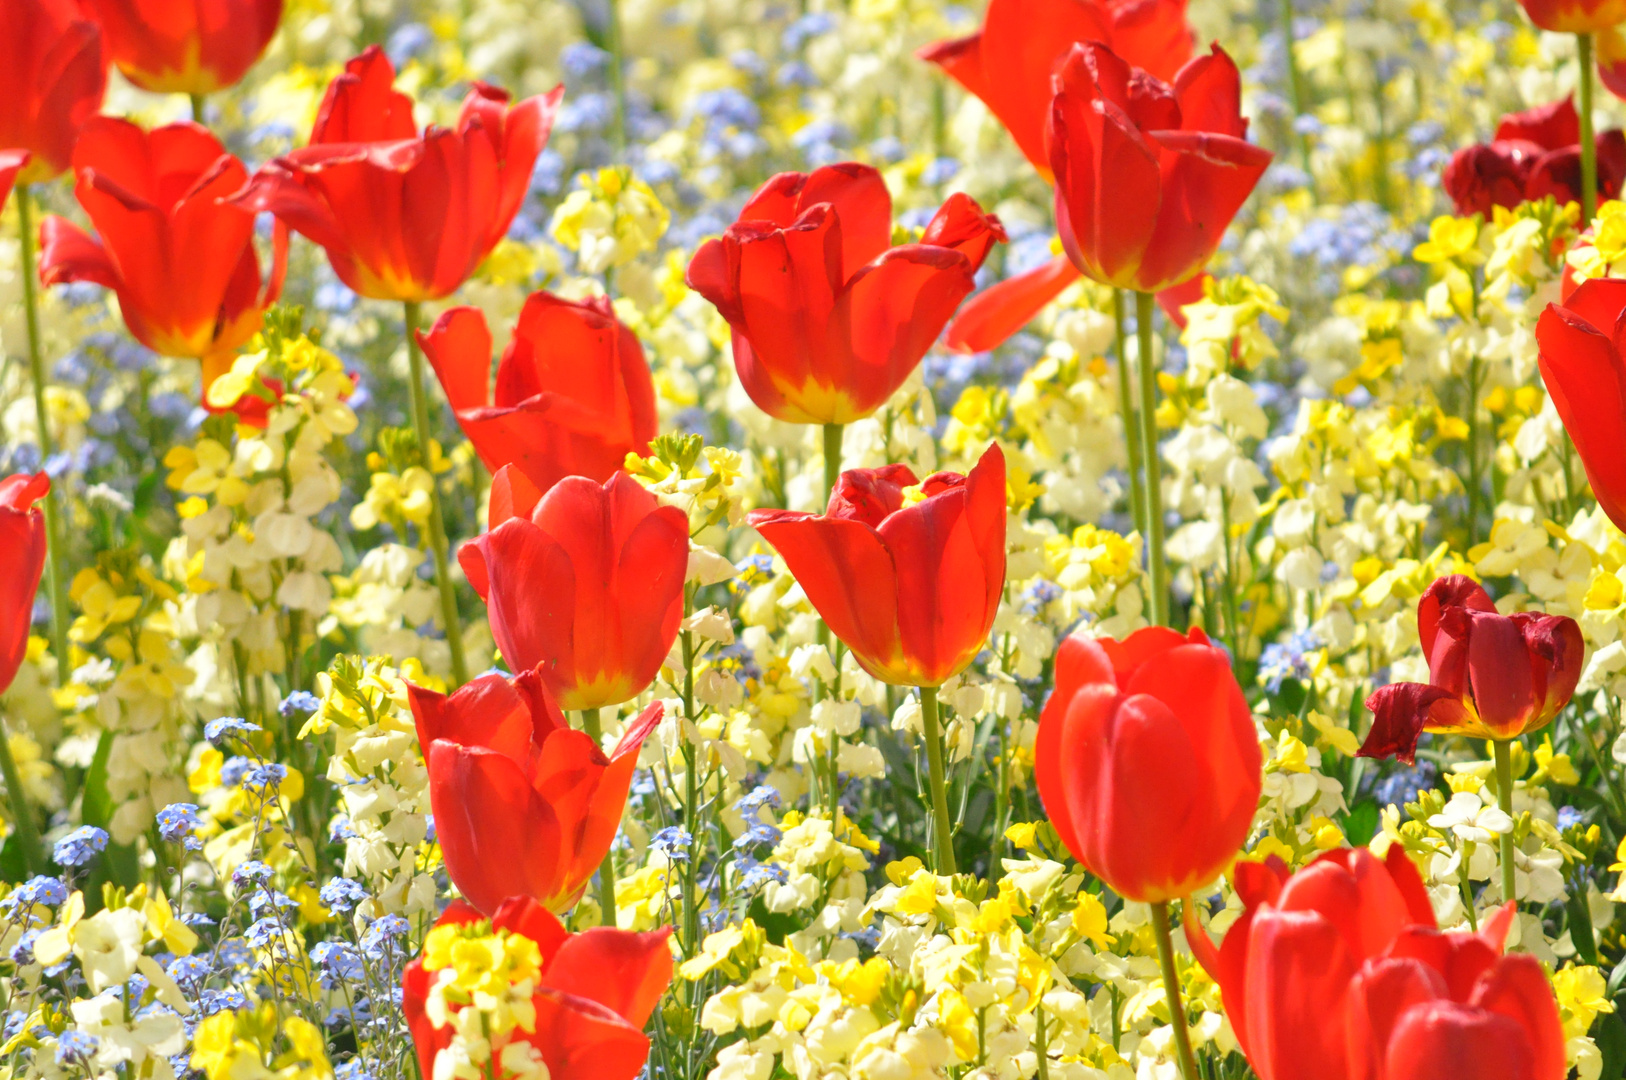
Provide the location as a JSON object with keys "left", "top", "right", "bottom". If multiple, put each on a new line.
{"left": 1359, "top": 682, "right": 1457, "bottom": 764}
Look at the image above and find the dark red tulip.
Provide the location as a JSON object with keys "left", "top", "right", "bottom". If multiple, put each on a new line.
{"left": 1049, "top": 42, "right": 1271, "bottom": 294}
{"left": 1359, "top": 576, "right": 1583, "bottom": 763}
{"left": 81, "top": 0, "right": 283, "bottom": 95}
{"left": 234, "top": 46, "right": 560, "bottom": 301}
{"left": 686, "top": 164, "right": 1004, "bottom": 424}
{"left": 403, "top": 896, "right": 671, "bottom": 1080}
{"left": 1442, "top": 97, "right": 1626, "bottom": 216}
{"left": 407, "top": 666, "right": 661, "bottom": 915}
{"left": 459, "top": 470, "right": 688, "bottom": 711}
{"left": 0, "top": 473, "right": 49, "bottom": 695}
{"left": 0, "top": 0, "right": 107, "bottom": 185}
{"left": 1034, "top": 625, "right": 1261, "bottom": 902}
{"left": 38, "top": 117, "right": 285, "bottom": 397}
{"left": 1189, "top": 849, "right": 1565, "bottom": 1080}
{"left": 747, "top": 444, "right": 1006, "bottom": 686}
{"left": 1537, "top": 276, "right": 1626, "bottom": 535}
{"left": 417, "top": 292, "right": 657, "bottom": 494}
{"left": 919, "top": 0, "right": 1194, "bottom": 176}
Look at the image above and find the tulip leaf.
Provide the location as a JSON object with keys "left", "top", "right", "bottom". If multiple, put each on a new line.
{"left": 78, "top": 731, "right": 140, "bottom": 903}
{"left": 1340, "top": 801, "right": 1380, "bottom": 848}
{"left": 1597, "top": 1011, "right": 1626, "bottom": 1080}
{"left": 1566, "top": 886, "right": 1599, "bottom": 966}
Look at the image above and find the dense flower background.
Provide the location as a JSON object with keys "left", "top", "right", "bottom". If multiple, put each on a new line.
{"left": 12, "top": 0, "right": 1626, "bottom": 1076}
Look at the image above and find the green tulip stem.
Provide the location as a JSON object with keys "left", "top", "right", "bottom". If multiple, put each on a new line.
{"left": 1114, "top": 291, "right": 1147, "bottom": 543}
{"left": 1495, "top": 737, "right": 1519, "bottom": 918}
{"left": 0, "top": 708, "right": 43, "bottom": 877}
{"left": 580, "top": 709, "right": 620, "bottom": 928}
{"left": 16, "top": 185, "right": 71, "bottom": 685}
{"left": 190, "top": 93, "right": 206, "bottom": 125}
{"left": 1152, "top": 901, "right": 1200, "bottom": 1080}
{"left": 403, "top": 301, "right": 470, "bottom": 688}
{"left": 605, "top": 0, "right": 628, "bottom": 151}
{"left": 1581, "top": 32, "right": 1598, "bottom": 224}
{"left": 919, "top": 685, "right": 956, "bottom": 876}
{"left": 1135, "top": 291, "right": 1169, "bottom": 626}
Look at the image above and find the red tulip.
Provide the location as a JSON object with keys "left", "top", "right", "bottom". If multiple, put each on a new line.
{"left": 1187, "top": 849, "right": 1564, "bottom": 1080}
{"left": 1033, "top": 625, "right": 1261, "bottom": 902}
{"left": 459, "top": 470, "right": 688, "bottom": 711}
{"left": 1516, "top": 0, "right": 1626, "bottom": 32}
{"left": 747, "top": 444, "right": 1006, "bottom": 686}
{"left": 0, "top": 151, "right": 27, "bottom": 208}
{"left": 403, "top": 896, "right": 671, "bottom": 1080}
{"left": 1537, "top": 276, "right": 1626, "bottom": 534}
{"left": 685, "top": 164, "right": 1005, "bottom": 424}
{"left": 234, "top": 46, "right": 560, "bottom": 302}
{"left": 1442, "top": 97, "right": 1626, "bottom": 216}
{"left": 407, "top": 666, "right": 662, "bottom": 915}
{"left": 0, "top": 0, "right": 106, "bottom": 185}
{"left": 80, "top": 0, "right": 282, "bottom": 96}
{"left": 38, "top": 117, "right": 286, "bottom": 396}
{"left": 1049, "top": 42, "right": 1271, "bottom": 295}
{"left": 0, "top": 473, "right": 49, "bottom": 696}
{"left": 919, "top": 0, "right": 1194, "bottom": 177}
{"left": 1359, "top": 576, "right": 1583, "bottom": 764}
{"left": 417, "top": 292, "right": 657, "bottom": 494}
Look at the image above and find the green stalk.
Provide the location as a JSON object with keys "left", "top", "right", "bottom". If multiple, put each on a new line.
{"left": 1280, "top": 0, "right": 1314, "bottom": 182}
{"left": 1114, "top": 291, "right": 1146, "bottom": 540}
{"left": 189, "top": 93, "right": 206, "bottom": 124}
{"left": 919, "top": 686, "right": 956, "bottom": 875}
{"left": 1580, "top": 32, "right": 1598, "bottom": 223}
{"left": 0, "top": 709, "right": 43, "bottom": 876}
{"left": 605, "top": 0, "right": 628, "bottom": 151}
{"left": 822, "top": 423, "right": 843, "bottom": 507}
{"left": 1135, "top": 292, "right": 1169, "bottom": 626}
{"left": 580, "top": 709, "right": 620, "bottom": 928}
{"left": 1494, "top": 738, "right": 1519, "bottom": 915}
{"left": 402, "top": 301, "right": 470, "bottom": 687}
{"left": 17, "top": 186, "right": 71, "bottom": 685}
{"left": 1151, "top": 901, "right": 1200, "bottom": 1080}
{"left": 816, "top": 421, "right": 845, "bottom": 817}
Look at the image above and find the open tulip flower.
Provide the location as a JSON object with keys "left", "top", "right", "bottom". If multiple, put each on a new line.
{"left": 1188, "top": 849, "right": 1566, "bottom": 1080}
{"left": 1537, "top": 277, "right": 1626, "bottom": 535}
{"left": 918, "top": 0, "right": 1193, "bottom": 178}
{"left": 460, "top": 469, "right": 688, "bottom": 711}
{"left": 0, "top": 473, "right": 49, "bottom": 696}
{"left": 1049, "top": 42, "right": 1271, "bottom": 296}
{"left": 0, "top": 0, "right": 106, "bottom": 186}
{"left": 417, "top": 291, "right": 658, "bottom": 494}
{"left": 407, "top": 665, "right": 662, "bottom": 915}
{"left": 1035, "top": 625, "right": 1261, "bottom": 903}
{"left": 1358, "top": 575, "right": 1583, "bottom": 764}
{"left": 1443, "top": 96, "right": 1626, "bottom": 216}
{"left": 81, "top": 0, "right": 283, "bottom": 96}
{"left": 234, "top": 46, "right": 561, "bottom": 302}
{"left": 403, "top": 896, "right": 672, "bottom": 1080}
{"left": 747, "top": 443, "right": 1006, "bottom": 687}
{"left": 685, "top": 162, "right": 1005, "bottom": 425}
{"left": 38, "top": 117, "right": 286, "bottom": 396}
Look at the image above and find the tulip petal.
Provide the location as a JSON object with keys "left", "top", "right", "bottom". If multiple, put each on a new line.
{"left": 1240, "top": 909, "right": 1356, "bottom": 1080}
{"left": 979, "top": 0, "right": 1112, "bottom": 172}
{"left": 424, "top": 741, "right": 563, "bottom": 915}
{"left": 476, "top": 518, "right": 577, "bottom": 678}
{"left": 1133, "top": 130, "right": 1272, "bottom": 291}
{"left": 1463, "top": 610, "right": 1537, "bottom": 734}
{"left": 1468, "top": 955, "right": 1568, "bottom": 1080}
{"left": 1537, "top": 291, "right": 1626, "bottom": 531}
{"left": 1381, "top": 1002, "right": 1534, "bottom": 1080}
{"left": 488, "top": 463, "right": 544, "bottom": 528}
{"left": 544, "top": 926, "right": 673, "bottom": 1028}
{"left": 740, "top": 164, "right": 892, "bottom": 279}
{"left": 1034, "top": 635, "right": 1117, "bottom": 861}
{"left": 1416, "top": 574, "right": 1496, "bottom": 664}
{"left": 1358, "top": 682, "right": 1457, "bottom": 764}
{"left": 1172, "top": 45, "right": 1247, "bottom": 139}
{"left": 418, "top": 306, "right": 493, "bottom": 413}
{"left": 36, "top": 215, "right": 119, "bottom": 291}
{"left": 527, "top": 988, "right": 652, "bottom": 1080}
{"left": 1345, "top": 957, "right": 1449, "bottom": 1080}
{"left": 943, "top": 255, "right": 1082, "bottom": 354}
{"left": 407, "top": 671, "right": 541, "bottom": 767}
{"left": 1494, "top": 96, "right": 1580, "bottom": 147}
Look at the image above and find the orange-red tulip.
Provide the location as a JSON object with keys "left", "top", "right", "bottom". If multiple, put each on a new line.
{"left": 1050, "top": 42, "right": 1271, "bottom": 295}
{"left": 918, "top": 0, "right": 1194, "bottom": 177}
{"left": 38, "top": 117, "right": 286, "bottom": 394}
{"left": 1537, "top": 277, "right": 1626, "bottom": 534}
{"left": 418, "top": 292, "right": 657, "bottom": 494}
{"left": 1359, "top": 576, "right": 1583, "bottom": 763}
{"left": 1443, "top": 97, "right": 1626, "bottom": 216}
{"left": 0, "top": 0, "right": 107, "bottom": 185}
{"left": 81, "top": 0, "right": 282, "bottom": 96}
{"left": 459, "top": 470, "right": 688, "bottom": 711}
{"left": 686, "top": 163, "right": 1004, "bottom": 424}
{"left": 403, "top": 897, "right": 671, "bottom": 1080}
{"left": 234, "top": 46, "right": 560, "bottom": 302}
{"left": 1188, "top": 850, "right": 1565, "bottom": 1080}
{"left": 0, "top": 151, "right": 27, "bottom": 208}
{"left": 0, "top": 473, "right": 49, "bottom": 695}
{"left": 1516, "top": 0, "right": 1626, "bottom": 32}
{"left": 1034, "top": 625, "right": 1261, "bottom": 902}
{"left": 747, "top": 444, "right": 1006, "bottom": 686}
{"left": 407, "top": 666, "right": 661, "bottom": 915}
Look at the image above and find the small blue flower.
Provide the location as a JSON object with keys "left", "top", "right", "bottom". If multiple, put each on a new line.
{"left": 319, "top": 878, "right": 368, "bottom": 914}
{"left": 278, "top": 691, "right": 320, "bottom": 718}
{"left": 199, "top": 988, "right": 248, "bottom": 1015}
{"left": 55, "top": 1029, "right": 99, "bottom": 1066}
{"left": 215, "top": 939, "right": 253, "bottom": 971}
{"left": 155, "top": 804, "right": 203, "bottom": 849}
{"left": 166, "top": 955, "right": 210, "bottom": 990}
{"left": 360, "top": 915, "right": 411, "bottom": 959}
{"left": 4, "top": 875, "right": 69, "bottom": 912}
{"left": 310, "top": 941, "right": 364, "bottom": 988}
{"left": 330, "top": 816, "right": 358, "bottom": 842}
{"left": 245, "top": 917, "right": 284, "bottom": 948}
{"left": 52, "top": 826, "right": 108, "bottom": 868}
{"left": 205, "top": 717, "right": 262, "bottom": 746}
{"left": 10, "top": 929, "right": 40, "bottom": 965}
{"left": 734, "top": 785, "right": 781, "bottom": 816}
{"left": 243, "top": 762, "right": 288, "bottom": 794}
{"left": 1558, "top": 806, "right": 1585, "bottom": 831}
{"left": 651, "top": 827, "right": 693, "bottom": 863}
{"left": 232, "top": 860, "right": 274, "bottom": 888}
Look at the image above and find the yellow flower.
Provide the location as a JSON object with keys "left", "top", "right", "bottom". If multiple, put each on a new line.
{"left": 1413, "top": 215, "right": 1482, "bottom": 265}
{"left": 1553, "top": 964, "right": 1614, "bottom": 1040}
{"left": 1071, "top": 892, "right": 1115, "bottom": 949}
